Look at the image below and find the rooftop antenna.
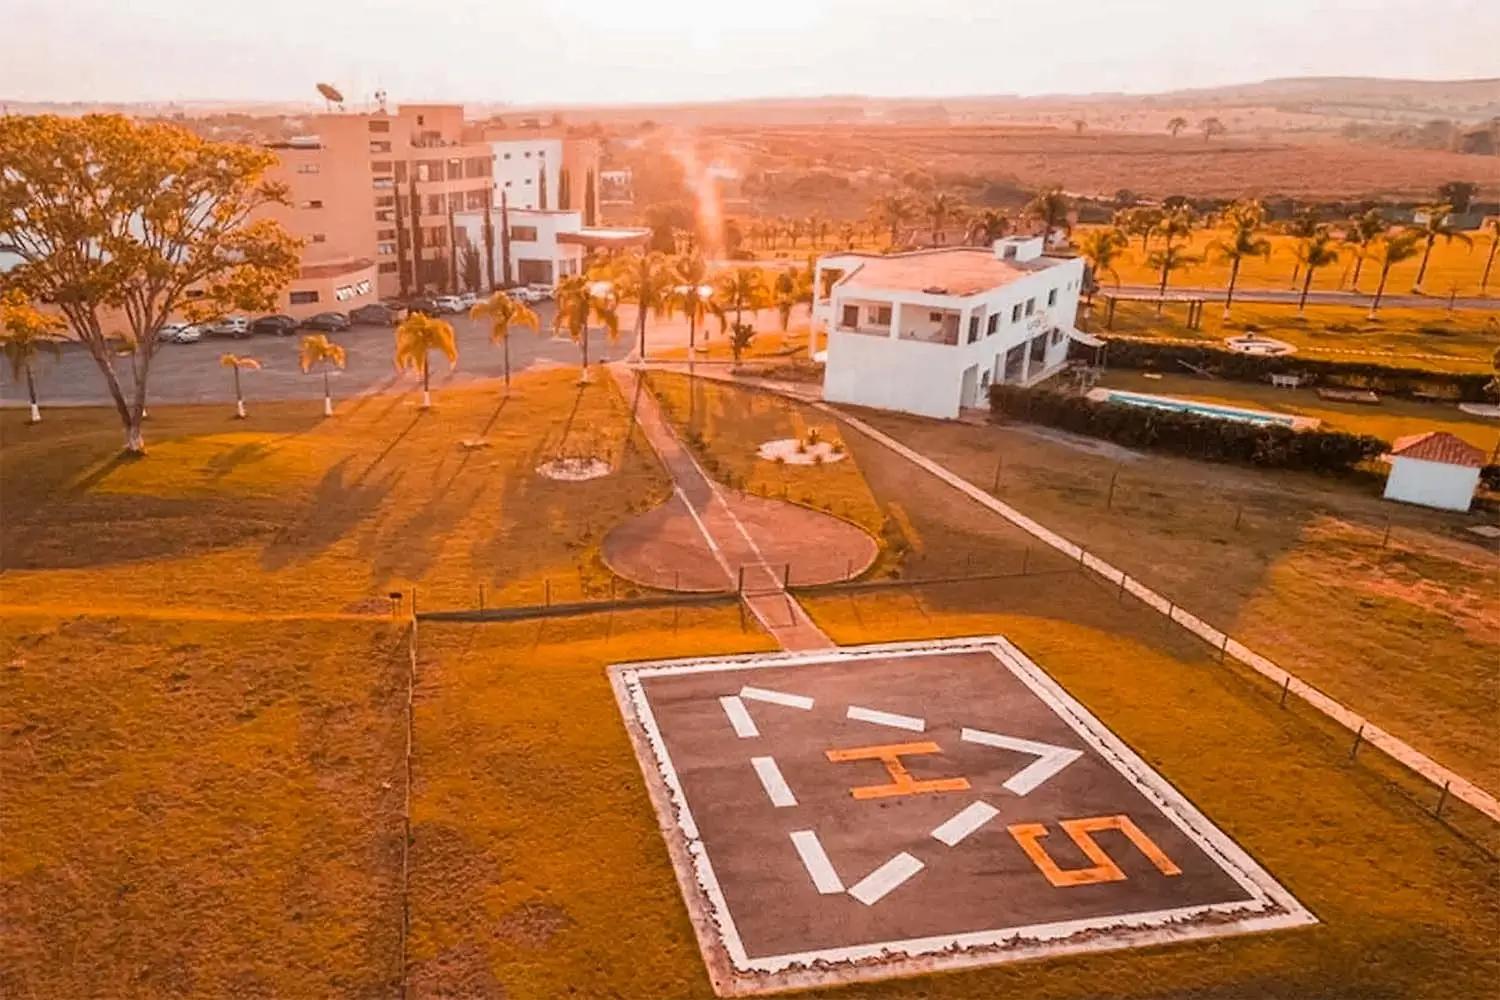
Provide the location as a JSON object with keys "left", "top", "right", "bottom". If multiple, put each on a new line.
{"left": 316, "top": 83, "right": 346, "bottom": 113}
{"left": 374, "top": 88, "right": 388, "bottom": 113}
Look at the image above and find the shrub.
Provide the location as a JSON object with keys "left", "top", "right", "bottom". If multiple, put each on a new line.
{"left": 989, "top": 384, "right": 1387, "bottom": 473}
{"left": 1079, "top": 338, "right": 1493, "bottom": 402}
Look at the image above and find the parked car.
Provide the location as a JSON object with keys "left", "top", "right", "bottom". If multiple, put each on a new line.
{"left": 156, "top": 322, "right": 202, "bottom": 344}
{"left": 300, "top": 311, "right": 351, "bottom": 332}
{"left": 457, "top": 292, "right": 478, "bottom": 310}
{"left": 406, "top": 297, "right": 441, "bottom": 316}
{"left": 350, "top": 303, "right": 404, "bottom": 326}
{"left": 431, "top": 295, "right": 464, "bottom": 314}
{"left": 514, "top": 283, "right": 554, "bottom": 304}
{"left": 251, "top": 314, "right": 299, "bottom": 336}
{"left": 205, "top": 316, "right": 250, "bottom": 338}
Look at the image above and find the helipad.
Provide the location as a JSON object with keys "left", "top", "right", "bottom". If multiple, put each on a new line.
{"left": 610, "top": 637, "right": 1313, "bottom": 995}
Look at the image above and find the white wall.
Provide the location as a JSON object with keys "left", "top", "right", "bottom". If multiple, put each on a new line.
{"left": 1383, "top": 457, "right": 1479, "bottom": 511}
{"left": 823, "top": 332, "right": 964, "bottom": 419}
{"left": 454, "top": 207, "right": 585, "bottom": 288}
{"left": 491, "top": 138, "right": 561, "bottom": 210}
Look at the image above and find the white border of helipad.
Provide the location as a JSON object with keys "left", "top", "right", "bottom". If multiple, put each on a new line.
{"left": 609, "top": 636, "right": 1316, "bottom": 997}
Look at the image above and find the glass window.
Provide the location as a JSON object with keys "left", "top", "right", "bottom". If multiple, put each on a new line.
{"left": 296, "top": 163, "right": 319, "bottom": 174}
{"left": 371, "top": 160, "right": 393, "bottom": 173}
{"left": 311, "top": 233, "right": 326, "bottom": 243}
{"left": 841, "top": 304, "right": 858, "bottom": 327}
{"left": 874, "top": 306, "right": 892, "bottom": 325}
{"left": 1047, "top": 288, "right": 1058, "bottom": 307}
{"left": 289, "top": 290, "right": 319, "bottom": 304}
{"left": 510, "top": 225, "right": 538, "bottom": 241}
{"left": 986, "top": 313, "right": 999, "bottom": 335}
{"left": 368, "top": 120, "right": 390, "bottom": 133}
{"left": 968, "top": 315, "right": 980, "bottom": 343}
{"left": 301, "top": 200, "right": 323, "bottom": 209}
{"left": 379, "top": 262, "right": 398, "bottom": 274}
{"left": 1025, "top": 298, "right": 1035, "bottom": 316}
{"left": 1011, "top": 303, "right": 1022, "bottom": 322}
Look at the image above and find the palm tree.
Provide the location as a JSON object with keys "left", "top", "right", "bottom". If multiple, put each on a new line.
{"left": 609, "top": 250, "right": 673, "bottom": 361}
{"left": 1208, "top": 200, "right": 1272, "bottom": 318}
{"left": 220, "top": 353, "right": 261, "bottom": 419}
{"left": 1025, "top": 186, "right": 1072, "bottom": 245}
{"left": 552, "top": 274, "right": 619, "bottom": 381}
{"left": 772, "top": 265, "right": 811, "bottom": 331}
{"left": 1148, "top": 207, "right": 1198, "bottom": 312}
{"left": 1293, "top": 228, "right": 1340, "bottom": 312}
{"left": 1282, "top": 208, "right": 1321, "bottom": 288}
{"left": 1115, "top": 206, "right": 1164, "bottom": 257}
{"left": 1481, "top": 217, "right": 1499, "bottom": 293}
{"left": 1166, "top": 116, "right": 1189, "bottom": 138}
{"left": 298, "top": 334, "right": 347, "bottom": 417}
{"left": 393, "top": 313, "right": 458, "bottom": 409}
{"left": 1077, "top": 228, "right": 1126, "bottom": 307}
{"left": 926, "top": 192, "right": 962, "bottom": 241}
{"left": 728, "top": 322, "right": 757, "bottom": 366}
{"left": 837, "top": 221, "right": 855, "bottom": 249}
{"left": 715, "top": 265, "right": 768, "bottom": 334}
{"left": 469, "top": 290, "right": 539, "bottom": 392}
{"left": 966, "top": 209, "right": 1010, "bottom": 246}
{"left": 870, "top": 192, "right": 914, "bottom": 249}
{"left": 1367, "top": 232, "right": 1423, "bottom": 319}
{"left": 0, "top": 289, "right": 65, "bottom": 424}
{"left": 1342, "top": 208, "right": 1387, "bottom": 292}
{"left": 666, "top": 254, "right": 714, "bottom": 356}
{"left": 1410, "top": 203, "right": 1473, "bottom": 292}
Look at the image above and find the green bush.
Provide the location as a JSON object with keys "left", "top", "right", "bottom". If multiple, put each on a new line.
{"left": 989, "top": 385, "right": 1387, "bottom": 473}
{"left": 1078, "top": 338, "right": 1493, "bottom": 402}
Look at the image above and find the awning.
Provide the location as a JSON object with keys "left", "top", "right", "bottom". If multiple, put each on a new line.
{"left": 557, "top": 227, "right": 652, "bottom": 249}
{"left": 1067, "top": 328, "right": 1105, "bottom": 347}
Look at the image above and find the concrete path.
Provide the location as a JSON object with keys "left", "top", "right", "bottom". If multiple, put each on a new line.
{"left": 610, "top": 364, "right": 832, "bottom": 651}
{"left": 1108, "top": 284, "right": 1500, "bottom": 310}
{"left": 642, "top": 361, "right": 1500, "bottom": 825}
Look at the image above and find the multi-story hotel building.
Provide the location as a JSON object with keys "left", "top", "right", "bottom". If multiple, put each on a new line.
{"left": 483, "top": 126, "right": 601, "bottom": 222}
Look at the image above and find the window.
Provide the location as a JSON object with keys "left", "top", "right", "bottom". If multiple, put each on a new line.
{"left": 504, "top": 180, "right": 513, "bottom": 188}
{"left": 375, "top": 196, "right": 395, "bottom": 208}
{"left": 928, "top": 311, "right": 943, "bottom": 322}
{"left": 538, "top": 149, "right": 546, "bottom": 157}
{"left": 503, "top": 152, "right": 511, "bottom": 159}
{"left": 378, "top": 242, "right": 396, "bottom": 256}
{"left": 871, "top": 305, "right": 891, "bottom": 326}
{"left": 524, "top": 177, "right": 532, "bottom": 185}
{"left": 427, "top": 195, "right": 443, "bottom": 214}
{"left": 377, "top": 228, "right": 396, "bottom": 239}
{"left": 296, "top": 163, "right": 319, "bottom": 174}
{"left": 379, "top": 262, "right": 398, "bottom": 274}
{"left": 968, "top": 315, "right": 980, "bottom": 343}
{"left": 986, "top": 313, "right": 999, "bottom": 336}
{"left": 369, "top": 120, "right": 390, "bottom": 133}
{"left": 290, "top": 290, "right": 319, "bottom": 305}
{"left": 311, "top": 233, "right": 326, "bottom": 243}
{"left": 1050, "top": 326, "right": 1065, "bottom": 346}
{"left": 841, "top": 304, "right": 859, "bottom": 328}
{"left": 524, "top": 150, "right": 532, "bottom": 158}
{"left": 369, "top": 142, "right": 391, "bottom": 154}
{"left": 301, "top": 200, "right": 323, "bottom": 209}
{"left": 1047, "top": 288, "right": 1058, "bottom": 307}
{"left": 1011, "top": 303, "right": 1023, "bottom": 322}
{"left": 510, "top": 224, "right": 538, "bottom": 241}
{"left": 1025, "top": 297, "right": 1035, "bottom": 316}
{"left": 394, "top": 162, "right": 407, "bottom": 183}
{"left": 375, "top": 210, "right": 394, "bottom": 222}
{"left": 371, "top": 160, "right": 393, "bottom": 174}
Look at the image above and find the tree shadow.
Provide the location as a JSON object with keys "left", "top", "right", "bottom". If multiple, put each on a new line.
{"left": 258, "top": 457, "right": 402, "bottom": 572}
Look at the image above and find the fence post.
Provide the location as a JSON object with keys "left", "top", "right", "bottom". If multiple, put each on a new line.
{"left": 1117, "top": 573, "right": 1127, "bottom": 602}
{"left": 1435, "top": 780, "right": 1451, "bottom": 818}
{"left": 544, "top": 578, "right": 551, "bottom": 608}
{"left": 1279, "top": 675, "right": 1291, "bottom": 707}
{"left": 1218, "top": 633, "right": 1230, "bottom": 662}
{"left": 1164, "top": 600, "right": 1174, "bottom": 631}
{"left": 1021, "top": 546, "right": 1030, "bottom": 575}
{"left": 845, "top": 558, "right": 852, "bottom": 582}
{"left": 1076, "top": 547, "right": 1086, "bottom": 573}
{"left": 1233, "top": 505, "right": 1243, "bottom": 530}
{"left": 1381, "top": 518, "right": 1392, "bottom": 548}
{"left": 783, "top": 562, "right": 791, "bottom": 588}
{"left": 991, "top": 457, "right": 1002, "bottom": 492}
{"left": 675, "top": 570, "right": 681, "bottom": 591}
{"left": 479, "top": 583, "right": 486, "bottom": 612}
{"left": 1105, "top": 468, "right": 1119, "bottom": 509}
{"left": 411, "top": 586, "right": 418, "bottom": 620}
{"left": 737, "top": 565, "right": 745, "bottom": 593}
{"left": 1349, "top": 724, "right": 1365, "bottom": 759}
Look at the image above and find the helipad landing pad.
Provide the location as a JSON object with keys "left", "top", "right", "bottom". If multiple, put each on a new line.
{"left": 610, "top": 637, "right": 1314, "bottom": 996}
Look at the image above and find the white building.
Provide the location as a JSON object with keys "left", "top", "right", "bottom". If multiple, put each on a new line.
{"left": 1382, "top": 431, "right": 1485, "bottom": 512}
{"left": 811, "top": 238, "right": 1087, "bottom": 419}
{"left": 485, "top": 131, "right": 600, "bottom": 218}
{"left": 453, "top": 207, "right": 648, "bottom": 288}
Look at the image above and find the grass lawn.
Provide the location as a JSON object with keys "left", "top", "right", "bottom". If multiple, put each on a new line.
{"left": 1096, "top": 370, "right": 1500, "bottom": 452}
{"left": 653, "top": 325, "right": 812, "bottom": 364}
{"left": 1092, "top": 299, "right": 1499, "bottom": 372}
{"left": 1086, "top": 224, "right": 1499, "bottom": 300}
{"left": 852, "top": 408, "right": 1500, "bottom": 793}
{"left": 0, "top": 368, "right": 670, "bottom": 617}
{"left": 0, "top": 613, "right": 407, "bottom": 996}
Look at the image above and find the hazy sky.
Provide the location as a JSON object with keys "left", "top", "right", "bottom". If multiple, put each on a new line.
{"left": 4, "top": 0, "right": 1497, "bottom": 106}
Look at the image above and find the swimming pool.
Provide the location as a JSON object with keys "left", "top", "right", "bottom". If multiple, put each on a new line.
{"left": 1088, "top": 389, "right": 1315, "bottom": 429}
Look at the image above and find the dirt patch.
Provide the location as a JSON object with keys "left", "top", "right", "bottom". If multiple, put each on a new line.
{"left": 495, "top": 901, "right": 574, "bottom": 949}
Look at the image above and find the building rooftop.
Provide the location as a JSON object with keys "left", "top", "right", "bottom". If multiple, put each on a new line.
{"left": 835, "top": 248, "right": 1068, "bottom": 296}
{"left": 1389, "top": 431, "right": 1486, "bottom": 468}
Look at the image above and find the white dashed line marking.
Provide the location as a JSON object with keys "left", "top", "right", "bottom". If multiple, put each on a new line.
{"left": 751, "top": 756, "right": 798, "bottom": 808}
{"left": 846, "top": 705, "right": 925, "bottom": 732}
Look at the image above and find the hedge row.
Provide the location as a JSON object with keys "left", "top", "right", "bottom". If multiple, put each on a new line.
{"left": 989, "top": 385, "right": 1388, "bottom": 472}
{"left": 1075, "top": 338, "right": 1494, "bottom": 402}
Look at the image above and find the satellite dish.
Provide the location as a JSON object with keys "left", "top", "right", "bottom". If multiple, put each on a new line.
{"left": 316, "top": 82, "right": 345, "bottom": 111}
{"left": 374, "top": 89, "right": 388, "bottom": 112}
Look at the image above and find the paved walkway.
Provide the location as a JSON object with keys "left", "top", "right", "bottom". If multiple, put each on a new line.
{"left": 610, "top": 365, "right": 832, "bottom": 651}
{"left": 638, "top": 361, "right": 1500, "bottom": 825}
{"left": 1109, "top": 284, "right": 1500, "bottom": 311}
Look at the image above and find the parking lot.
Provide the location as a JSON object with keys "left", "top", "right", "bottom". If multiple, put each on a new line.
{"left": 1, "top": 303, "right": 724, "bottom": 407}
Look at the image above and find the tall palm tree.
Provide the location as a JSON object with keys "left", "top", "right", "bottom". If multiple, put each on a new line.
{"left": 773, "top": 265, "right": 812, "bottom": 331}
{"left": 1207, "top": 200, "right": 1272, "bottom": 318}
{"left": 1294, "top": 228, "right": 1340, "bottom": 312}
{"left": 966, "top": 208, "right": 1010, "bottom": 246}
{"left": 552, "top": 274, "right": 619, "bottom": 381}
{"left": 1147, "top": 244, "right": 1200, "bottom": 312}
{"left": 393, "top": 313, "right": 458, "bottom": 409}
{"left": 1166, "top": 116, "right": 1189, "bottom": 137}
{"left": 1367, "top": 232, "right": 1423, "bottom": 319}
{"left": 1342, "top": 208, "right": 1386, "bottom": 292}
{"left": 219, "top": 353, "right": 261, "bottom": 419}
{"left": 1077, "top": 229, "right": 1126, "bottom": 307}
{"left": 666, "top": 253, "right": 714, "bottom": 355}
{"left": 1282, "top": 208, "right": 1321, "bottom": 288}
{"left": 469, "top": 290, "right": 539, "bottom": 393}
{"left": 1025, "top": 186, "right": 1072, "bottom": 245}
{"left": 926, "top": 192, "right": 962, "bottom": 241}
{"left": 0, "top": 289, "right": 65, "bottom": 424}
{"left": 1481, "top": 217, "right": 1500, "bottom": 293}
{"left": 870, "top": 192, "right": 914, "bottom": 249}
{"left": 715, "top": 265, "right": 768, "bottom": 333}
{"left": 1148, "top": 207, "right": 1198, "bottom": 312}
{"left": 298, "top": 334, "right": 347, "bottom": 417}
{"left": 609, "top": 250, "right": 673, "bottom": 361}
{"left": 1410, "top": 202, "right": 1473, "bottom": 292}
{"left": 1117, "top": 205, "right": 1164, "bottom": 257}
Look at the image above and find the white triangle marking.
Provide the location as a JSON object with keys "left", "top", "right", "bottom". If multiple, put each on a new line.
{"left": 961, "top": 726, "right": 1083, "bottom": 796}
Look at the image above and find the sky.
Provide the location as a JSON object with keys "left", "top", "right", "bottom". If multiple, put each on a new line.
{"left": 3, "top": 0, "right": 1497, "bottom": 107}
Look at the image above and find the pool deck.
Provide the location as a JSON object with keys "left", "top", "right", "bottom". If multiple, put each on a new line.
{"left": 1086, "top": 388, "right": 1322, "bottom": 430}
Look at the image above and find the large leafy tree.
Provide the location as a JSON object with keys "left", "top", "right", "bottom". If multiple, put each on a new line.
{"left": 469, "top": 290, "right": 538, "bottom": 392}
{"left": 869, "top": 192, "right": 914, "bottom": 249}
{"left": 0, "top": 288, "right": 66, "bottom": 423}
{"left": 1409, "top": 202, "right": 1473, "bottom": 292}
{"left": 1293, "top": 227, "right": 1340, "bottom": 312}
{"left": 298, "top": 333, "right": 347, "bottom": 417}
{"left": 552, "top": 274, "right": 619, "bottom": 380}
{"left": 393, "top": 313, "right": 458, "bottom": 409}
{"left": 1166, "top": 116, "right": 1189, "bottom": 138}
{"left": 0, "top": 114, "right": 299, "bottom": 453}
{"left": 966, "top": 209, "right": 1010, "bottom": 247}
{"left": 1342, "top": 208, "right": 1386, "bottom": 292}
{"left": 1207, "top": 200, "right": 1272, "bottom": 318}
{"left": 1367, "top": 232, "right": 1423, "bottom": 319}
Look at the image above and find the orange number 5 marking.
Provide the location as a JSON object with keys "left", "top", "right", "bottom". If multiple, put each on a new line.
{"left": 1007, "top": 814, "right": 1183, "bottom": 887}
{"left": 824, "top": 741, "right": 972, "bottom": 800}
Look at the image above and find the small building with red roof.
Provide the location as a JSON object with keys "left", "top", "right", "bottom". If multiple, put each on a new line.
{"left": 1382, "top": 431, "right": 1487, "bottom": 512}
